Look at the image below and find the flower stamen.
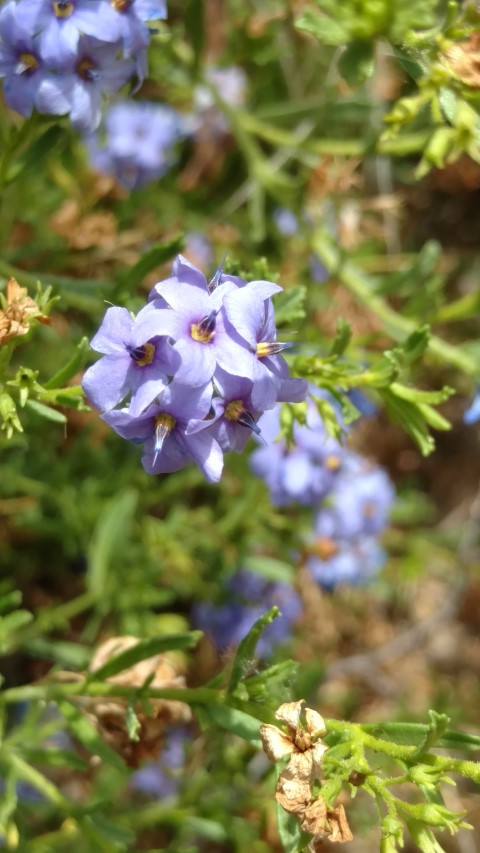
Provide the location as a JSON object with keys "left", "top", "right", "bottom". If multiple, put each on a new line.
{"left": 190, "top": 310, "right": 217, "bottom": 343}
{"left": 225, "top": 399, "right": 261, "bottom": 435}
{"left": 257, "top": 341, "right": 292, "bottom": 358}
{"left": 53, "top": 0, "right": 75, "bottom": 17}
{"left": 153, "top": 413, "right": 176, "bottom": 464}
{"left": 127, "top": 342, "right": 155, "bottom": 366}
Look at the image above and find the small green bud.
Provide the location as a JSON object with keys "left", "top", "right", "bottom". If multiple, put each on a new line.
{"left": 0, "top": 392, "right": 23, "bottom": 439}
{"left": 381, "top": 815, "right": 404, "bottom": 852}
{"left": 406, "top": 763, "right": 443, "bottom": 789}
{"left": 413, "top": 803, "right": 470, "bottom": 832}
{"left": 406, "top": 820, "right": 448, "bottom": 853}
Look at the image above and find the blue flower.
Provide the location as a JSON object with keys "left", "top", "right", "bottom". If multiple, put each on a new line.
{"left": 464, "top": 388, "right": 480, "bottom": 425}
{"left": 192, "top": 569, "right": 302, "bottom": 657}
{"left": 131, "top": 727, "right": 188, "bottom": 799}
{"left": 86, "top": 99, "right": 183, "bottom": 189}
{"left": 306, "top": 536, "right": 386, "bottom": 589}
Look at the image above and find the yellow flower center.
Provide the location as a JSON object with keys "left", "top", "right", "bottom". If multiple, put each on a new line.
{"left": 190, "top": 310, "right": 217, "bottom": 344}
{"left": 155, "top": 413, "right": 176, "bottom": 434}
{"left": 111, "top": 0, "right": 131, "bottom": 10}
{"left": 325, "top": 454, "right": 341, "bottom": 471}
{"left": 135, "top": 343, "right": 155, "bottom": 367}
{"left": 225, "top": 400, "right": 244, "bottom": 422}
{"left": 18, "top": 53, "right": 39, "bottom": 74}
{"left": 53, "top": 0, "right": 75, "bottom": 17}
{"left": 76, "top": 58, "right": 97, "bottom": 81}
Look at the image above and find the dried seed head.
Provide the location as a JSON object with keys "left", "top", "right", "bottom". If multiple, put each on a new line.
{"left": 84, "top": 636, "right": 192, "bottom": 766}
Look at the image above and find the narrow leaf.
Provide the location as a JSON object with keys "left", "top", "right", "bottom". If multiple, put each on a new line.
{"left": 89, "top": 632, "right": 201, "bottom": 680}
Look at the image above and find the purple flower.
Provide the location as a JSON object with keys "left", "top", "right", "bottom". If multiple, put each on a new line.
{"left": 16, "top": 0, "right": 120, "bottom": 64}
{"left": 148, "top": 257, "right": 283, "bottom": 389}
{"left": 82, "top": 304, "right": 178, "bottom": 415}
{"left": 131, "top": 727, "right": 188, "bottom": 799}
{"left": 273, "top": 208, "right": 299, "bottom": 237}
{"left": 464, "top": 388, "right": 480, "bottom": 425}
{"left": 0, "top": 2, "right": 54, "bottom": 117}
{"left": 188, "top": 369, "right": 262, "bottom": 453}
{"left": 315, "top": 460, "right": 395, "bottom": 541}
{"left": 306, "top": 536, "right": 386, "bottom": 589}
{"left": 108, "top": 0, "right": 167, "bottom": 61}
{"left": 102, "top": 382, "right": 224, "bottom": 481}
{"left": 192, "top": 569, "right": 302, "bottom": 657}
{"left": 35, "top": 36, "right": 135, "bottom": 131}
{"left": 86, "top": 99, "right": 182, "bottom": 189}
{"left": 249, "top": 399, "right": 346, "bottom": 507}
{"left": 192, "top": 66, "right": 247, "bottom": 135}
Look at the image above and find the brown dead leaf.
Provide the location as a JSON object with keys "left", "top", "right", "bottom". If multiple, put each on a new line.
{"left": 49, "top": 199, "right": 118, "bottom": 250}
{"left": 445, "top": 34, "right": 480, "bottom": 88}
{"left": 326, "top": 805, "right": 354, "bottom": 843}
{"left": 0, "top": 278, "right": 49, "bottom": 345}
{"left": 300, "top": 797, "right": 328, "bottom": 835}
{"left": 275, "top": 773, "right": 311, "bottom": 815}
{"left": 82, "top": 636, "right": 192, "bottom": 767}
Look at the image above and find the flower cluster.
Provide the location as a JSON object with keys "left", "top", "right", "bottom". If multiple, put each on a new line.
{"left": 0, "top": 0, "right": 166, "bottom": 130}
{"left": 82, "top": 255, "right": 307, "bottom": 482}
{"left": 192, "top": 568, "right": 302, "bottom": 656}
{"left": 85, "top": 99, "right": 184, "bottom": 189}
{"left": 250, "top": 393, "right": 395, "bottom": 588}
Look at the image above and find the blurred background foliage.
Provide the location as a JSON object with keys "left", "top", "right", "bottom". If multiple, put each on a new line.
{"left": 2, "top": 0, "right": 480, "bottom": 851}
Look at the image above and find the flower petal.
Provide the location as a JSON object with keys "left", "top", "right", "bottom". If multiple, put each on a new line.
{"left": 259, "top": 724, "right": 295, "bottom": 761}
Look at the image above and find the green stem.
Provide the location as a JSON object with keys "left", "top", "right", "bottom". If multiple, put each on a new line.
{"left": 312, "top": 231, "right": 478, "bottom": 377}
{"left": 241, "top": 114, "right": 431, "bottom": 158}
{"left": 0, "top": 679, "right": 222, "bottom": 707}
{"left": 6, "top": 591, "right": 96, "bottom": 654}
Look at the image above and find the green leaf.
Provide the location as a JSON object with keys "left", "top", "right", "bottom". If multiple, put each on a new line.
{"left": 85, "top": 815, "right": 135, "bottom": 846}
{"left": 243, "top": 556, "right": 294, "bottom": 584}
{"left": 329, "top": 317, "right": 352, "bottom": 357}
{"left": 87, "top": 489, "right": 138, "bottom": 599}
{"left": 25, "top": 399, "right": 67, "bottom": 423}
{"left": 413, "top": 711, "right": 450, "bottom": 757}
{"left": 116, "top": 235, "right": 184, "bottom": 291}
{"left": 57, "top": 700, "right": 126, "bottom": 771}
{"left": 25, "top": 748, "right": 88, "bottom": 772}
{"left": 228, "top": 608, "right": 280, "bottom": 694}
{"left": 6, "top": 125, "right": 65, "bottom": 184}
{"left": 24, "top": 637, "right": 91, "bottom": 669}
{"left": 273, "top": 285, "right": 307, "bottom": 328}
{"left": 296, "top": 9, "right": 349, "bottom": 45}
{"left": 276, "top": 800, "right": 302, "bottom": 853}
{"left": 126, "top": 703, "right": 141, "bottom": 743}
{"left": 390, "top": 382, "right": 454, "bottom": 406}
{"left": 338, "top": 41, "right": 375, "bottom": 86}
{"left": 89, "top": 632, "right": 201, "bottom": 681}
{"left": 204, "top": 704, "right": 262, "bottom": 746}
{"left": 184, "top": 0, "right": 204, "bottom": 74}
{"left": 44, "top": 337, "right": 91, "bottom": 389}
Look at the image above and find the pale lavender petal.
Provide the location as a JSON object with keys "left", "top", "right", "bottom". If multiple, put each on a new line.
{"left": 277, "top": 378, "right": 308, "bottom": 403}
{"left": 135, "top": 306, "right": 186, "bottom": 340}
{"left": 90, "top": 306, "right": 133, "bottom": 355}
{"left": 246, "top": 280, "right": 283, "bottom": 300}
{"left": 82, "top": 355, "right": 129, "bottom": 411}
{"left": 128, "top": 372, "right": 167, "bottom": 416}
{"left": 34, "top": 74, "right": 74, "bottom": 116}
{"left": 69, "top": 80, "right": 101, "bottom": 132}
{"left": 143, "top": 436, "right": 190, "bottom": 474}
{"left": 173, "top": 339, "right": 216, "bottom": 386}
{"left": 159, "top": 378, "right": 213, "bottom": 421}
{"left": 222, "top": 289, "right": 265, "bottom": 347}
{"left": 177, "top": 430, "right": 224, "bottom": 482}
{"left": 250, "top": 362, "right": 281, "bottom": 410}
{"left": 152, "top": 280, "right": 211, "bottom": 315}
{"left": 102, "top": 407, "right": 154, "bottom": 441}
{"left": 281, "top": 454, "right": 312, "bottom": 496}
{"left": 172, "top": 255, "right": 209, "bottom": 291}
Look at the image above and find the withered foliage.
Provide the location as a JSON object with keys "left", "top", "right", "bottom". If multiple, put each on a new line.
{"left": 260, "top": 700, "right": 353, "bottom": 845}
{"left": 82, "top": 636, "right": 192, "bottom": 767}
{"left": 0, "top": 278, "right": 49, "bottom": 345}
{"left": 445, "top": 34, "right": 480, "bottom": 88}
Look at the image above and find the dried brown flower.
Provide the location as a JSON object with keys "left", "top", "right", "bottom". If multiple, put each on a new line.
{"left": 0, "top": 278, "right": 49, "bottom": 345}
{"left": 261, "top": 701, "right": 352, "bottom": 845}
{"left": 445, "top": 34, "right": 480, "bottom": 88}
{"left": 84, "top": 636, "right": 192, "bottom": 767}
